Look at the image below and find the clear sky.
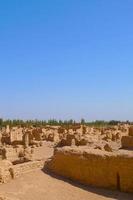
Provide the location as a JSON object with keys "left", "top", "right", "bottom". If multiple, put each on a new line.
{"left": 0, "top": 0, "right": 133, "bottom": 121}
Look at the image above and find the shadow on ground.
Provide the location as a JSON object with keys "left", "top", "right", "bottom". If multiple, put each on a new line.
{"left": 42, "top": 167, "right": 133, "bottom": 200}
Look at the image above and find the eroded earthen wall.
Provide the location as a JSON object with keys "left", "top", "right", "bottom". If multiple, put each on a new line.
{"left": 46, "top": 147, "right": 133, "bottom": 193}
{"left": 12, "top": 160, "right": 44, "bottom": 178}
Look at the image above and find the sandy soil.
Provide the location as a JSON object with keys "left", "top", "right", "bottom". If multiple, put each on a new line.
{"left": 32, "top": 141, "right": 54, "bottom": 160}
{"left": 0, "top": 169, "right": 133, "bottom": 200}
{"left": 0, "top": 142, "right": 133, "bottom": 200}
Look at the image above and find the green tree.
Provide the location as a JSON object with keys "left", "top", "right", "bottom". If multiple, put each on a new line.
{"left": 0, "top": 118, "right": 3, "bottom": 126}
{"left": 81, "top": 118, "right": 85, "bottom": 124}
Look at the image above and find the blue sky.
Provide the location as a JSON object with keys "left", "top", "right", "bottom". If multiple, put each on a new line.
{"left": 0, "top": 0, "right": 133, "bottom": 121}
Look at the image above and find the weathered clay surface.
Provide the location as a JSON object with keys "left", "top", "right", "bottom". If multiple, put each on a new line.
{"left": 121, "top": 136, "right": 133, "bottom": 149}
{"left": 0, "top": 161, "right": 13, "bottom": 184}
{"left": 12, "top": 160, "right": 44, "bottom": 178}
{"left": 46, "top": 146, "right": 133, "bottom": 193}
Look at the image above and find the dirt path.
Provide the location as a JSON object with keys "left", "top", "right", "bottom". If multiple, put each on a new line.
{"left": 0, "top": 169, "right": 133, "bottom": 200}
{"left": 32, "top": 141, "right": 54, "bottom": 160}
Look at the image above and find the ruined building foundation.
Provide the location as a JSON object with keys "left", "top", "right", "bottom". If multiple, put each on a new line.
{"left": 46, "top": 147, "right": 133, "bottom": 193}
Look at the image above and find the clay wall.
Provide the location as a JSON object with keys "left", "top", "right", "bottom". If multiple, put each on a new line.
{"left": 46, "top": 147, "right": 133, "bottom": 193}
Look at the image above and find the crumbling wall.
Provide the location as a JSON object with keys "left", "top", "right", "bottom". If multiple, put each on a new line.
{"left": 0, "top": 160, "right": 44, "bottom": 184}
{"left": 129, "top": 126, "right": 133, "bottom": 136}
{"left": 121, "top": 136, "right": 133, "bottom": 149}
{"left": 12, "top": 160, "right": 44, "bottom": 178}
{"left": 0, "top": 161, "right": 13, "bottom": 184}
{"left": 4, "top": 148, "right": 18, "bottom": 162}
{"left": 46, "top": 147, "right": 133, "bottom": 193}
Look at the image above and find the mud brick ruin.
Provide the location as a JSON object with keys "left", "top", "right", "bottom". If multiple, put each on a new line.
{"left": 0, "top": 123, "right": 133, "bottom": 199}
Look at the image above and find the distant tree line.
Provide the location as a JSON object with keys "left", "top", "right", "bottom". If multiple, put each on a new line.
{"left": 0, "top": 118, "right": 131, "bottom": 128}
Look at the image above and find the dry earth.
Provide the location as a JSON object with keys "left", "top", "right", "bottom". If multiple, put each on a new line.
{"left": 0, "top": 170, "right": 133, "bottom": 200}
{"left": 0, "top": 142, "right": 133, "bottom": 200}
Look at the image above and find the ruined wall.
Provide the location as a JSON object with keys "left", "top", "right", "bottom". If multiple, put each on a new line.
{"left": 4, "top": 148, "right": 18, "bottom": 162}
{"left": 12, "top": 160, "right": 44, "bottom": 178}
{"left": 0, "top": 161, "right": 13, "bottom": 184}
{"left": 121, "top": 136, "right": 133, "bottom": 149}
{"left": 0, "top": 160, "right": 44, "bottom": 184}
{"left": 129, "top": 126, "right": 133, "bottom": 136}
{"left": 46, "top": 147, "right": 133, "bottom": 193}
